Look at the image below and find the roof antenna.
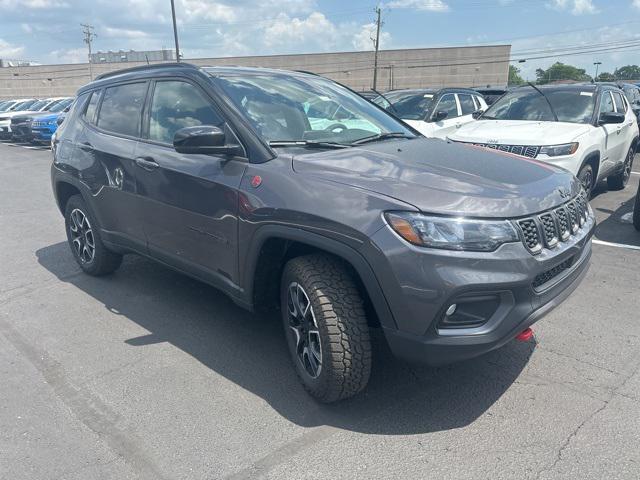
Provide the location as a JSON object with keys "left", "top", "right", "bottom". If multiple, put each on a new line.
{"left": 145, "top": 54, "right": 150, "bottom": 65}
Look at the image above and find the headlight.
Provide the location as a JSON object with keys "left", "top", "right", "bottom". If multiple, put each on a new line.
{"left": 385, "top": 212, "right": 519, "bottom": 251}
{"left": 539, "top": 143, "right": 579, "bottom": 157}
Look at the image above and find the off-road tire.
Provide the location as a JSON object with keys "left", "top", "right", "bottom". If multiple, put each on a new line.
{"left": 281, "top": 254, "right": 372, "bottom": 402}
{"left": 607, "top": 146, "right": 634, "bottom": 190}
{"left": 64, "top": 194, "right": 122, "bottom": 276}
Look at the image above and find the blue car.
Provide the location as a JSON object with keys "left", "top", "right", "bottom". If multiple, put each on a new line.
{"left": 29, "top": 98, "right": 75, "bottom": 144}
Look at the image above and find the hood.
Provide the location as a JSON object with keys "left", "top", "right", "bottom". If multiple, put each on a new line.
{"left": 448, "top": 120, "right": 591, "bottom": 145}
{"left": 29, "top": 112, "right": 59, "bottom": 122}
{"left": 291, "top": 137, "right": 580, "bottom": 218}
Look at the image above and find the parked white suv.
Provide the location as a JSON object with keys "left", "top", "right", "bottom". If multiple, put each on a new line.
{"left": 448, "top": 84, "right": 638, "bottom": 197}
{"left": 373, "top": 88, "right": 488, "bottom": 139}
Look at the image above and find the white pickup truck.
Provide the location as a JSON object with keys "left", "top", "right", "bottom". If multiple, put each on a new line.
{"left": 448, "top": 84, "right": 638, "bottom": 198}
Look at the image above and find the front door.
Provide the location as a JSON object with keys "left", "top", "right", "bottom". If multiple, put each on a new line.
{"left": 134, "top": 78, "right": 246, "bottom": 285}
{"left": 598, "top": 91, "right": 625, "bottom": 175}
{"left": 428, "top": 93, "right": 460, "bottom": 139}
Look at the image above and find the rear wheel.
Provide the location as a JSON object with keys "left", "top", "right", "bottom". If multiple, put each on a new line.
{"left": 607, "top": 146, "right": 635, "bottom": 191}
{"left": 64, "top": 195, "right": 122, "bottom": 276}
{"left": 281, "top": 254, "right": 372, "bottom": 402}
{"left": 578, "top": 164, "right": 595, "bottom": 198}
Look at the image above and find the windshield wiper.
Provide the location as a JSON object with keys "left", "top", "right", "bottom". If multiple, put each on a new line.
{"left": 527, "top": 83, "right": 559, "bottom": 122}
{"left": 268, "top": 140, "right": 349, "bottom": 149}
{"left": 350, "top": 132, "right": 413, "bottom": 145}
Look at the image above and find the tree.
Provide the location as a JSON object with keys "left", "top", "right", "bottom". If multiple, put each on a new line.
{"left": 535, "top": 62, "right": 591, "bottom": 84}
{"left": 596, "top": 72, "right": 616, "bottom": 82}
{"left": 614, "top": 65, "right": 640, "bottom": 81}
{"left": 508, "top": 65, "right": 525, "bottom": 85}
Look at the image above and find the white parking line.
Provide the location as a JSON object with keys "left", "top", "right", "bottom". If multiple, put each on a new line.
{"left": 593, "top": 239, "right": 640, "bottom": 251}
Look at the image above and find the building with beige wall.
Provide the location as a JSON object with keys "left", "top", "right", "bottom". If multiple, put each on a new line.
{"left": 0, "top": 44, "right": 510, "bottom": 100}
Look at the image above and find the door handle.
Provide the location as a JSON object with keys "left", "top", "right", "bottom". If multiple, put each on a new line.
{"left": 78, "top": 142, "right": 94, "bottom": 152}
{"left": 135, "top": 157, "right": 159, "bottom": 171}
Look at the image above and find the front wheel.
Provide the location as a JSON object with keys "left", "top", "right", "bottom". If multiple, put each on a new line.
{"left": 607, "top": 146, "right": 635, "bottom": 191}
{"left": 281, "top": 254, "right": 372, "bottom": 402}
{"left": 64, "top": 195, "right": 122, "bottom": 276}
{"left": 578, "top": 164, "right": 595, "bottom": 199}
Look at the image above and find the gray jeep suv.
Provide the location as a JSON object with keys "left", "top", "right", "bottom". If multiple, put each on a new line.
{"left": 51, "top": 64, "right": 594, "bottom": 402}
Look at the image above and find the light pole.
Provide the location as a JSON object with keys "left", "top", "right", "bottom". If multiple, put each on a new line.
{"left": 594, "top": 61, "right": 602, "bottom": 81}
{"left": 170, "top": 0, "right": 180, "bottom": 62}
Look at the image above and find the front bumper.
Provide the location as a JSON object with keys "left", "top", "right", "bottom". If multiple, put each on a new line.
{"left": 368, "top": 210, "right": 595, "bottom": 366}
{"left": 0, "top": 121, "right": 11, "bottom": 140}
{"left": 31, "top": 127, "right": 55, "bottom": 143}
{"left": 11, "top": 124, "right": 33, "bottom": 142}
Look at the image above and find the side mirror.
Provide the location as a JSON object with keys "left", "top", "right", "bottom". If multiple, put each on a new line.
{"left": 599, "top": 112, "right": 625, "bottom": 125}
{"left": 56, "top": 116, "right": 65, "bottom": 126}
{"left": 173, "top": 125, "right": 243, "bottom": 156}
{"left": 432, "top": 110, "right": 448, "bottom": 122}
{"left": 472, "top": 110, "right": 484, "bottom": 120}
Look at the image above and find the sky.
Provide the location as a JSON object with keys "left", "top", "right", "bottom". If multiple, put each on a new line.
{"left": 1, "top": 0, "right": 640, "bottom": 79}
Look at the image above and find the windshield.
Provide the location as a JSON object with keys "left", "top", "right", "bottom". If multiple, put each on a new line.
{"left": 211, "top": 71, "right": 415, "bottom": 145}
{"left": 12, "top": 100, "right": 37, "bottom": 111}
{"left": 29, "top": 100, "right": 50, "bottom": 111}
{"left": 49, "top": 98, "right": 74, "bottom": 113}
{"left": 483, "top": 86, "right": 596, "bottom": 123}
{"left": 0, "top": 101, "right": 11, "bottom": 112}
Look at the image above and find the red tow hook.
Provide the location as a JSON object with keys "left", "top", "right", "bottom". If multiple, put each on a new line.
{"left": 515, "top": 327, "right": 534, "bottom": 342}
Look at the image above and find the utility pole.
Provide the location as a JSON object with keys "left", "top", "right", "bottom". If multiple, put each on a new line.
{"left": 81, "top": 23, "right": 97, "bottom": 80}
{"left": 170, "top": 0, "right": 181, "bottom": 62}
{"left": 372, "top": 5, "right": 382, "bottom": 90}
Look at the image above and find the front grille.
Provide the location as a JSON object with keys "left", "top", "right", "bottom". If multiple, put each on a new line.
{"left": 515, "top": 192, "right": 590, "bottom": 255}
{"left": 517, "top": 219, "right": 542, "bottom": 252}
{"left": 10, "top": 117, "right": 30, "bottom": 126}
{"left": 533, "top": 257, "right": 574, "bottom": 290}
{"left": 469, "top": 143, "right": 540, "bottom": 158}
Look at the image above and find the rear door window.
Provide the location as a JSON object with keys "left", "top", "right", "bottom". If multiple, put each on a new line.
{"left": 97, "top": 82, "right": 147, "bottom": 137}
{"left": 457, "top": 94, "right": 476, "bottom": 115}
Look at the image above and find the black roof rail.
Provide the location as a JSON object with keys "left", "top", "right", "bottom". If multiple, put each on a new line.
{"left": 95, "top": 62, "right": 199, "bottom": 81}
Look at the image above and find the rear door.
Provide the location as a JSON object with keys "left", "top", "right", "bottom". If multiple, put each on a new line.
{"left": 134, "top": 77, "right": 246, "bottom": 286}
{"left": 456, "top": 93, "right": 479, "bottom": 130}
{"left": 76, "top": 81, "right": 148, "bottom": 251}
{"left": 610, "top": 90, "right": 630, "bottom": 166}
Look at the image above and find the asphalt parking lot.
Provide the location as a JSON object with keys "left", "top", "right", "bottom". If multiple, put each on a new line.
{"left": 1, "top": 142, "right": 639, "bottom": 480}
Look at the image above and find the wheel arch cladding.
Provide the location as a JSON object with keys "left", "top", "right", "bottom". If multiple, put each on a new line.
{"left": 55, "top": 181, "right": 82, "bottom": 214}
{"left": 247, "top": 226, "right": 397, "bottom": 330}
{"left": 582, "top": 152, "right": 600, "bottom": 181}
